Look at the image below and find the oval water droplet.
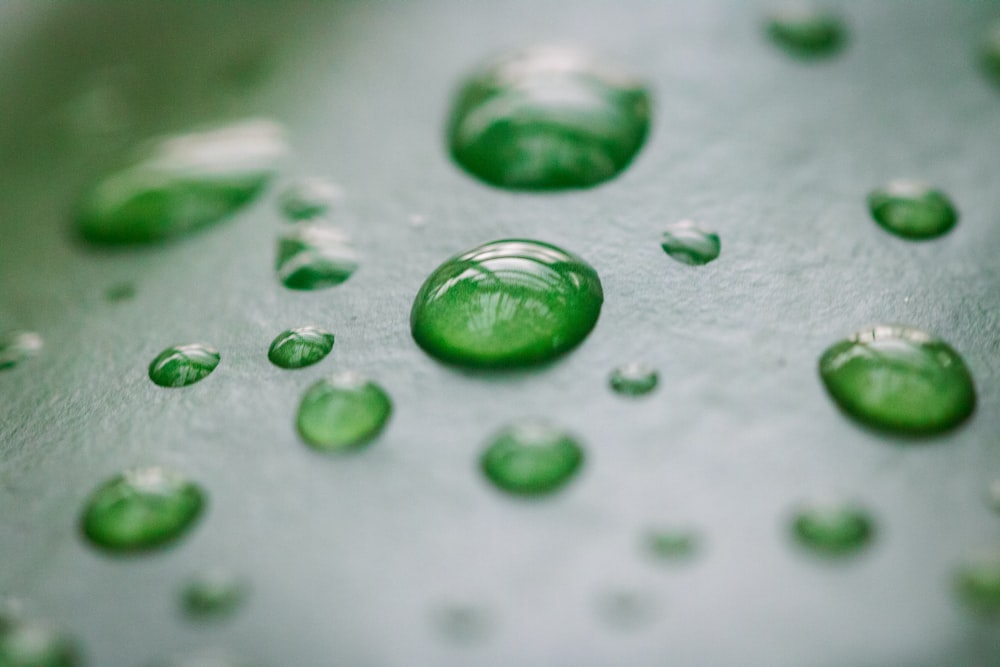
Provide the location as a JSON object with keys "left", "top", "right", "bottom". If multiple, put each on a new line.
{"left": 980, "top": 23, "right": 1000, "bottom": 87}
{"left": 278, "top": 178, "right": 342, "bottom": 221}
{"left": 867, "top": 180, "right": 958, "bottom": 240}
{"left": 268, "top": 326, "right": 335, "bottom": 369}
{"left": 791, "top": 499, "right": 874, "bottom": 556}
{"left": 148, "top": 344, "right": 220, "bottom": 388}
{"left": 0, "top": 332, "right": 43, "bottom": 372}
{"left": 661, "top": 220, "right": 720, "bottom": 266}
{"left": 954, "top": 549, "right": 1000, "bottom": 616}
{"left": 480, "top": 421, "right": 584, "bottom": 496}
{"left": 78, "top": 119, "right": 285, "bottom": 245}
{"left": 644, "top": 527, "right": 700, "bottom": 561}
{"left": 448, "top": 46, "right": 652, "bottom": 190}
{"left": 819, "top": 325, "right": 976, "bottom": 434}
{"left": 766, "top": 5, "right": 847, "bottom": 58}
{"left": 80, "top": 467, "right": 205, "bottom": 553}
{"left": 609, "top": 363, "right": 658, "bottom": 396}
{"left": 105, "top": 283, "right": 136, "bottom": 302}
{"left": 276, "top": 222, "right": 358, "bottom": 290}
{"left": 411, "top": 239, "right": 603, "bottom": 368}
{"left": 296, "top": 372, "right": 393, "bottom": 452}
{"left": 181, "top": 570, "right": 249, "bottom": 620}
{"left": 0, "top": 618, "right": 80, "bottom": 667}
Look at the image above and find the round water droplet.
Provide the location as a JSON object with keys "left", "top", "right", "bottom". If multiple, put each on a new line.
{"left": 609, "top": 363, "right": 658, "bottom": 396}
{"left": 105, "top": 283, "right": 136, "bottom": 302}
{"left": 447, "top": 46, "right": 652, "bottom": 190}
{"left": 148, "top": 344, "right": 220, "bottom": 388}
{"left": 0, "top": 332, "right": 43, "bottom": 372}
{"left": 644, "top": 527, "right": 700, "bottom": 561}
{"left": 766, "top": 5, "right": 847, "bottom": 58}
{"left": 480, "top": 421, "right": 583, "bottom": 496}
{"left": 276, "top": 222, "right": 358, "bottom": 290}
{"left": 77, "top": 119, "right": 286, "bottom": 245}
{"left": 660, "top": 220, "right": 720, "bottom": 266}
{"left": 819, "top": 325, "right": 976, "bottom": 434}
{"left": 0, "top": 618, "right": 80, "bottom": 667}
{"left": 791, "top": 499, "right": 874, "bottom": 556}
{"left": 980, "top": 23, "right": 1000, "bottom": 86}
{"left": 181, "top": 570, "right": 249, "bottom": 620}
{"left": 411, "top": 239, "right": 603, "bottom": 369}
{"left": 296, "top": 372, "right": 393, "bottom": 452}
{"left": 268, "top": 326, "right": 335, "bottom": 369}
{"left": 277, "top": 178, "right": 341, "bottom": 221}
{"left": 867, "top": 180, "right": 958, "bottom": 240}
{"left": 80, "top": 467, "right": 205, "bottom": 553}
{"left": 954, "top": 550, "right": 1000, "bottom": 616}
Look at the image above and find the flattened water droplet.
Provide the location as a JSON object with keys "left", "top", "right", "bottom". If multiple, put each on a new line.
{"left": 268, "top": 326, "right": 334, "bottom": 369}
{"left": 276, "top": 222, "right": 358, "bottom": 290}
{"left": 0, "top": 618, "right": 80, "bottom": 667}
{"left": 0, "top": 332, "right": 42, "bottom": 371}
{"left": 277, "top": 178, "right": 342, "bottom": 221}
{"left": 954, "top": 549, "right": 1000, "bottom": 616}
{"left": 106, "top": 283, "right": 136, "bottom": 302}
{"left": 766, "top": 4, "right": 847, "bottom": 59}
{"left": 80, "top": 467, "right": 205, "bottom": 553}
{"left": 181, "top": 570, "right": 249, "bottom": 620}
{"left": 148, "top": 344, "right": 220, "bottom": 388}
{"left": 819, "top": 325, "right": 976, "bottom": 434}
{"left": 980, "top": 23, "right": 1000, "bottom": 87}
{"left": 480, "top": 421, "right": 583, "bottom": 496}
{"left": 77, "top": 119, "right": 286, "bottom": 245}
{"left": 296, "top": 372, "right": 392, "bottom": 452}
{"left": 609, "top": 363, "right": 658, "bottom": 396}
{"left": 644, "top": 527, "right": 700, "bottom": 561}
{"left": 448, "top": 46, "right": 651, "bottom": 190}
{"left": 867, "top": 180, "right": 958, "bottom": 240}
{"left": 410, "top": 240, "right": 603, "bottom": 368}
{"left": 660, "top": 220, "right": 720, "bottom": 266}
{"left": 791, "top": 499, "right": 874, "bottom": 556}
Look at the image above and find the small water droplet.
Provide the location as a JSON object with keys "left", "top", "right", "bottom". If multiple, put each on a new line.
{"left": 954, "top": 549, "right": 1000, "bottom": 616}
{"left": 791, "top": 499, "right": 874, "bottom": 556}
{"left": 480, "top": 421, "right": 583, "bottom": 496}
{"left": 819, "top": 325, "right": 976, "bottom": 434}
{"left": 644, "top": 527, "right": 700, "bottom": 561}
{"left": 867, "top": 180, "right": 958, "bottom": 240}
{"left": 277, "top": 178, "right": 342, "bottom": 221}
{"left": 267, "top": 326, "right": 334, "bottom": 369}
{"left": 660, "top": 220, "right": 720, "bottom": 266}
{"left": 980, "top": 23, "right": 1000, "bottom": 87}
{"left": 80, "top": 467, "right": 205, "bottom": 553}
{"left": 609, "top": 363, "right": 658, "bottom": 396}
{"left": 448, "top": 46, "right": 652, "bottom": 190}
{"left": 148, "top": 344, "right": 220, "bottom": 388}
{"left": 0, "top": 332, "right": 43, "bottom": 371}
{"left": 432, "top": 604, "right": 492, "bottom": 644}
{"left": 411, "top": 239, "right": 603, "bottom": 368}
{"left": 181, "top": 570, "right": 249, "bottom": 620}
{"left": 276, "top": 222, "right": 358, "bottom": 290}
{"left": 766, "top": 4, "right": 847, "bottom": 59}
{"left": 0, "top": 617, "right": 80, "bottom": 667}
{"left": 106, "top": 283, "right": 136, "bottom": 302}
{"left": 296, "top": 372, "right": 392, "bottom": 452}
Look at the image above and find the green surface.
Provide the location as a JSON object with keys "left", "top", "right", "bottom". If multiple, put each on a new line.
{"left": 1, "top": 2, "right": 999, "bottom": 666}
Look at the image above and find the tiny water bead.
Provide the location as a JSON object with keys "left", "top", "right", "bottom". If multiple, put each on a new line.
{"left": 480, "top": 421, "right": 584, "bottom": 496}
{"left": 819, "top": 326, "right": 976, "bottom": 434}
{"left": 80, "top": 467, "right": 205, "bottom": 553}
{"left": 609, "top": 363, "right": 658, "bottom": 396}
{"left": 276, "top": 222, "right": 358, "bottom": 290}
{"left": 181, "top": 570, "right": 249, "bottom": 620}
{"left": 867, "top": 180, "right": 958, "bottom": 240}
{"left": 277, "top": 178, "right": 342, "bottom": 221}
{"left": 954, "top": 550, "right": 1000, "bottom": 615}
{"left": 268, "top": 327, "right": 335, "bottom": 369}
{"left": 766, "top": 5, "right": 847, "bottom": 59}
{"left": 148, "top": 344, "right": 220, "bottom": 388}
{"left": 410, "top": 240, "right": 603, "bottom": 368}
{"left": 0, "top": 618, "right": 80, "bottom": 667}
{"left": 660, "top": 220, "right": 720, "bottom": 266}
{"left": 78, "top": 119, "right": 286, "bottom": 245}
{"left": 644, "top": 528, "right": 700, "bottom": 561}
{"left": 447, "top": 45, "right": 652, "bottom": 190}
{"left": 0, "top": 332, "right": 43, "bottom": 371}
{"left": 791, "top": 500, "right": 874, "bottom": 556}
{"left": 296, "top": 373, "right": 393, "bottom": 452}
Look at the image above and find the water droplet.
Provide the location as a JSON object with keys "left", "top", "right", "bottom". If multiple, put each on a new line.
{"left": 105, "top": 283, "right": 136, "bottom": 302}
{"left": 148, "top": 344, "right": 220, "bottom": 388}
{"left": 447, "top": 46, "right": 652, "bottom": 190}
{"left": 766, "top": 5, "right": 847, "bottom": 59}
{"left": 411, "top": 239, "right": 603, "bottom": 368}
{"left": 819, "top": 325, "right": 976, "bottom": 434}
{"left": 609, "top": 363, "right": 658, "bottom": 396}
{"left": 267, "top": 327, "right": 335, "bottom": 369}
{"left": 0, "top": 618, "right": 80, "bottom": 667}
{"left": 77, "top": 119, "right": 286, "bottom": 245}
{"left": 644, "top": 527, "right": 700, "bottom": 561}
{"left": 277, "top": 178, "right": 342, "bottom": 221}
{"left": 980, "top": 23, "right": 1000, "bottom": 87}
{"left": 867, "top": 180, "right": 958, "bottom": 240}
{"left": 0, "top": 332, "right": 43, "bottom": 371}
{"left": 660, "top": 220, "right": 720, "bottom": 266}
{"left": 480, "top": 421, "right": 583, "bottom": 496}
{"left": 276, "top": 222, "right": 358, "bottom": 290}
{"left": 791, "top": 499, "right": 874, "bottom": 556}
{"left": 80, "top": 467, "right": 205, "bottom": 553}
{"left": 296, "top": 372, "right": 392, "bottom": 452}
{"left": 954, "top": 549, "right": 1000, "bottom": 616}
{"left": 181, "top": 570, "right": 249, "bottom": 620}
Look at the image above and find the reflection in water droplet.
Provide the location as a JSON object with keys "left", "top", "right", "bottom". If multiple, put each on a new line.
{"left": 644, "top": 527, "right": 700, "bottom": 561}
{"left": 819, "top": 325, "right": 976, "bottom": 434}
{"left": 791, "top": 499, "right": 874, "bottom": 556}
{"left": 276, "top": 222, "right": 358, "bottom": 290}
{"left": 268, "top": 326, "right": 335, "bottom": 369}
{"left": 278, "top": 178, "right": 342, "bottom": 221}
{"left": 660, "top": 220, "right": 721, "bottom": 266}
{"left": 867, "top": 180, "right": 958, "bottom": 240}
{"left": 448, "top": 45, "right": 652, "bottom": 190}
{"left": 181, "top": 570, "right": 249, "bottom": 620}
{"left": 411, "top": 240, "right": 603, "bottom": 368}
{"left": 980, "top": 23, "right": 1000, "bottom": 87}
{"left": 609, "top": 363, "right": 658, "bottom": 396}
{"left": 148, "top": 344, "right": 220, "bottom": 388}
{"left": 480, "top": 421, "right": 583, "bottom": 496}
{"left": 954, "top": 549, "right": 1000, "bottom": 616}
{"left": 77, "top": 119, "right": 286, "bottom": 245}
{"left": 0, "top": 617, "right": 80, "bottom": 667}
{"left": 432, "top": 605, "right": 492, "bottom": 644}
{"left": 296, "top": 372, "right": 393, "bottom": 452}
{"left": 0, "top": 332, "right": 43, "bottom": 371}
{"left": 80, "top": 467, "right": 205, "bottom": 553}
{"left": 766, "top": 5, "right": 847, "bottom": 59}
{"left": 106, "top": 283, "right": 136, "bottom": 302}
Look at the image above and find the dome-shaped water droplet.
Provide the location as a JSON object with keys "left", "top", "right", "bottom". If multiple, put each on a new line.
{"left": 480, "top": 421, "right": 584, "bottom": 496}
{"left": 954, "top": 549, "right": 1000, "bottom": 616}
{"left": 0, "top": 332, "right": 42, "bottom": 372}
{"left": 277, "top": 178, "right": 342, "bottom": 221}
{"left": 766, "top": 4, "right": 847, "bottom": 59}
{"left": 609, "top": 363, "right": 658, "bottom": 396}
{"left": 791, "top": 498, "right": 874, "bottom": 556}
{"left": 267, "top": 326, "right": 335, "bottom": 369}
{"left": 660, "top": 220, "right": 720, "bottom": 266}
{"left": 181, "top": 570, "right": 249, "bottom": 620}
{"left": 148, "top": 344, "right": 220, "bottom": 388}
{"left": 980, "top": 22, "right": 1000, "bottom": 87}
{"left": 867, "top": 180, "right": 958, "bottom": 240}
{"left": 296, "top": 372, "right": 392, "bottom": 452}
{"left": 276, "top": 222, "right": 358, "bottom": 290}
{"left": 643, "top": 527, "right": 700, "bottom": 561}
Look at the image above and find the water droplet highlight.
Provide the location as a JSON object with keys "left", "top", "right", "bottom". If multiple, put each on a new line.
{"left": 644, "top": 527, "right": 700, "bottom": 561}
{"left": 447, "top": 46, "right": 651, "bottom": 190}
{"left": 766, "top": 5, "right": 847, "bottom": 59}
{"left": 660, "top": 220, "right": 720, "bottom": 266}
{"left": 0, "top": 332, "right": 42, "bottom": 371}
{"left": 819, "top": 325, "right": 976, "bottom": 434}
{"left": 867, "top": 180, "right": 958, "bottom": 240}
{"left": 181, "top": 570, "right": 249, "bottom": 620}
{"left": 954, "top": 549, "right": 1000, "bottom": 616}
{"left": 480, "top": 421, "right": 583, "bottom": 496}
{"left": 296, "top": 372, "right": 392, "bottom": 452}
{"left": 410, "top": 239, "right": 603, "bottom": 369}
{"left": 148, "top": 344, "right": 220, "bottom": 388}
{"left": 80, "top": 467, "right": 205, "bottom": 553}
{"left": 278, "top": 178, "right": 342, "bottom": 221}
{"left": 0, "top": 618, "right": 80, "bottom": 667}
{"left": 791, "top": 499, "right": 874, "bottom": 556}
{"left": 609, "top": 363, "right": 658, "bottom": 396}
{"left": 276, "top": 222, "right": 358, "bottom": 290}
{"left": 268, "top": 326, "right": 335, "bottom": 369}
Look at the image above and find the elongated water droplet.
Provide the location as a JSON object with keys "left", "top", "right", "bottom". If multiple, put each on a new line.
{"left": 480, "top": 421, "right": 583, "bottom": 496}
{"left": 867, "top": 180, "right": 958, "bottom": 240}
{"left": 954, "top": 549, "right": 1000, "bottom": 615}
{"left": 980, "top": 23, "right": 1000, "bottom": 87}
{"left": 296, "top": 372, "right": 392, "bottom": 452}
{"left": 80, "top": 467, "right": 205, "bottom": 553}
{"left": 819, "top": 325, "right": 976, "bottom": 434}
{"left": 448, "top": 46, "right": 652, "bottom": 190}
{"left": 660, "top": 220, "right": 720, "bottom": 266}
{"left": 276, "top": 222, "right": 358, "bottom": 290}
{"left": 609, "top": 363, "right": 658, "bottom": 396}
{"left": 644, "top": 527, "right": 700, "bottom": 561}
{"left": 791, "top": 499, "right": 874, "bottom": 556}
{"left": 268, "top": 326, "right": 334, "bottom": 369}
{"left": 77, "top": 119, "right": 285, "bottom": 245}
{"left": 181, "top": 570, "right": 249, "bottom": 620}
{"left": 0, "top": 332, "right": 42, "bottom": 371}
{"left": 278, "top": 178, "right": 342, "bottom": 221}
{"left": 0, "top": 618, "right": 80, "bottom": 667}
{"left": 148, "top": 344, "right": 220, "bottom": 388}
{"left": 766, "top": 5, "right": 847, "bottom": 59}
{"left": 411, "top": 239, "right": 603, "bottom": 368}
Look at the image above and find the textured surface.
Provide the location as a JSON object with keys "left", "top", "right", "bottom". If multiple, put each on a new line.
{"left": 1, "top": 2, "right": 999, "bottom": 666}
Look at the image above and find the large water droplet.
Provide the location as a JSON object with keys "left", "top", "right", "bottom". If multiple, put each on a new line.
{"left": 791, "top": 499, "right": 874, "bottom": 556}
{"left": 268, "top": 326, "right": 335, "bottom": 369}
{"left": 80, "top": 467, "right": 205, "bottom": 553}
{"left": 277, "top": 178, "right": 342, "bottom": 221}
{"left": 447, "top": 46, "right": 651, "bottom": 190}
{"left": 954, "top": 549, "right": 1000, "bottom": 616}
{"left": 410, "top": 239, "right": 603, "bottom": 368}
{"left": 766, "top": 5, "right": 847, "bottom": 59}
{"left": 181, "top": 570, "right": 249, "bottom": 620}
{"left": 480, "top": 421, "right": 584, "bottom": 496}
{"left": 296, "top": 372, "right": 392, "bottom": 452}
{"left": 819, "top": 325, "right": 976, "bottom": 434}
{"left": 609, "top": 363, "right": 659, "bottom": 396}
{"left": 276, "top": 222, "right": 358, "bottom": 290}
{"left": 660, "top": 220, "right": 720, "bottom": 266}
{"left": 148, "top": 344, "right": 220, "bottom": 388}
{"left": 77, "top": 119, "right": 286, "bottom": 245}
{"left": 0, "top": 332, "right": 43, "bottom": 371}
{"left": 867, "top": 180, "right": 958, "bottom": 240}
{"left": 0, "top": 618, "right": 80, "bottom": 667}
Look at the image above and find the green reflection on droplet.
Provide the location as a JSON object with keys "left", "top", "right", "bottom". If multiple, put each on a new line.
{"left": 148, "top": 344, "right": 220, "bottom": 388}
{"left": 867, "top": 180, "right": 958, "bottom": 240}
{"left": 0, "top": 332, "right": 43, "bottom": 372}
{"left": 609, "top": 363, "right": 659, "bottom": 396}
{"left": 268, "top": 326, "right": 335, "bottom": 369}
{"left": 181, "top": 570, "right": 249, "bottom": 620}
{"left": 954, "top": 550, "right": 1000, "bottom": 616}
{"left": 480, "top": 421, "right": 584, "bottom": 496}
{"left": 276, "top": 222, "right": 358, "bottom": 290}
{"left": 766, "top": 5, "right": 847, "bottom": 59}
{"left": 791, "top": 499, "right": 874, "bottom": 556}
{"left": 660, "top": 220, "right": 720, "bottom": 266}
{"left": 296, "top": 372, "right": 392, "bottom": 452}
{"left": 0, "top": 618, "right": 80, "bottom": 667}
